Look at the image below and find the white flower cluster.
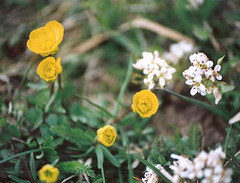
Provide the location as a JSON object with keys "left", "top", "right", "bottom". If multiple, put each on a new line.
{"left": 169, "top": 147, "right": 233, "bottom": 183}
{"left": 133, "top": 51, "right": 176, "bottom": 90}
{"left": 162, "top": 41, "right": 195, "bottom": 65}
{"left": 142, "top": 164, "right": 161, "bottom": 183}
{"left": 183, "top": 52, "right": 223, "bottom": 104}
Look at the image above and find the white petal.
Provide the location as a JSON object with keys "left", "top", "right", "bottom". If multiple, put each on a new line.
{"left": 153, "top": 50, "right": 159, "bottom": 58}
{"left": 201, "top": 90, "right": 206, "bottom": 96}
{"left": 148, "top": 73, "right": 154, "bottom": 80}
{"left": 205, "top": 69, "right": 213, "bottom": 77}
{"left": 186, "top": 80, "right": 193, "bottom": 85}
{"left": 165, "top": 73, "right": 173, "bottom": 80}
{"left": 132, "top": 62, "right": 143, "bottom": 70}
{"left": 189, "top": 53, "right": 197, "bottom": 63}
{"left": 190, "top": 87, "right": 198, "bottom": 95}
{"left": 159, "top": 77, "right": 166, "bottom": 87}
{"left": 199, "top": 83, "right": 206, "bottom": 91}
{"left": 216, "top": 74, "right": 222, "bottom": 80}
{"left": 206, "top": 61, "right": 213, "bottom": 67}
{"left": 214, "top": 65, "right": 221, "bottom": 72}
{"left": 198, "top": 52, "right": 208, "bottom": 63}
{"left": 194, "top": 75, "right": 202, "bottom": 82}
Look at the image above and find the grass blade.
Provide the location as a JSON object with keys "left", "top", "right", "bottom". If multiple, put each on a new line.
{"left": 100, "top": 145, "right": 120, "bottom": 168}
{"left": 30, "top": 153, "right": 37, "bottom": 181}
{"left": 111, "top": 56, "right": 133, "bottom": 119}
{"left": 157, "top": 88, "right": 230, "bottom": 121}
{"left": 75, "top": 95, "right": 114, "bottom": 118}
{"left": 0, "top": 149, "right": 40, "bottom": 165}
{"left": 8, "top": 175, "right": 30, "bottom": 183}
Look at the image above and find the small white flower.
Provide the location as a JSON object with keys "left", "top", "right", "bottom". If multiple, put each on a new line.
{"left": 183, "top": 52, "right": 224, "bottom": 104}
{"left": 204, "top": 168, "right": 212, "bottom": 178}
{"left": 133, "top": 51, "right": 176, "bottom": 89}
{"left": 162, "top": 41, "right": 195, "bottom": 64}
{"left": 211, "top": 64, "right": 222, "bottom": 81}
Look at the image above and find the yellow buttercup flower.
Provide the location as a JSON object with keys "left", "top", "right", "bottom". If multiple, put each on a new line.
{"left": 27, "top": 20, "right": 64, "bottom": 56}
{"left": 38, "top": 164, "right": 59, "bottom": 183}
{"left": 97, "top": 125, "right": 117, "bottom": 147}
{"left": 132, "top": 90, "right": 159, "bottom": 118}
{"left": 37, "top": 57, "right": 62, "bottom": 83}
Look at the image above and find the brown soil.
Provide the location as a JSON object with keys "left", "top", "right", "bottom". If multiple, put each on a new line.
{"left": 153, "top": 81, "right": 227, "bottom": 148}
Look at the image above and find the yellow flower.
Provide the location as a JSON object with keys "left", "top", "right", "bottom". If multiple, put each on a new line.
{"left": 132, "top": 90, "right": 159, "bottom": 118}
{"left": 97, "top": 125, "right": 117, "bottom": 147}
{"left": 27, "top": 20, "right": 64, "bottom": 56}
{"left": 38, "top": 164, "right": 59, "bottom": 183}
{"left": 37, "top": 57, "right": 62, "bottom": 83}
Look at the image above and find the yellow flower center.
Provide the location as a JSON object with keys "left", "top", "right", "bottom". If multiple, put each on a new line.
{"left": 44, "top": 63, "right": 58, "bottom": 78}
{"left": 102, "top": 129, "right": 115, "bottom": 144}
{"left": 44, "top": 170, "right": 53, "bottom": 178}
{"left": 195, "top": 82, "right": 200, "bottom": 87}
{"left": 137, "top": 97, "right": 151, "bottom": 113}
{"left": 202, "top": 64, "right": 207, "bottom": 69}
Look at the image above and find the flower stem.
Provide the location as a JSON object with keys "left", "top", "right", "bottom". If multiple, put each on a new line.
{"left": 49, "top": 82, "right": 54, "bottom": 98}
{"left": 58, "top": 74, "right": 62, "bottom": 90}
{"left": 110, "top": 107, "right": 132, "bottom": 125}
{"left": 101, "top": 164, "right": 106, "bottom": 183}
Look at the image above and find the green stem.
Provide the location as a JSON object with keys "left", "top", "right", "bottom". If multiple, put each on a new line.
{"left": 118, "top": 168, "right": 124, "bottom": 183}
{"left": 101, "top": 164, "right": 106, "bottom": 183}
{"left": 0, "top": 149, "right": 41, "bottom": 164}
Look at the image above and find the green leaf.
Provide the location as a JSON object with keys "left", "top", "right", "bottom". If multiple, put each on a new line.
{"left": 157, "top": 88, "right": 230, "bottom": 121}
{"left": 45, "top": 91, "right": 65, "bottom": 113}
{"left": 75, "top": 95, "right": 114, "bottom": 118}
{"left": 46, "top": 114, "right": 58, "bottom": 126}
{"left": 0, "top": 118, "right": 7, "bottom": 127}
{"left": 58, "top": 161, "right": 95, "bottom": 178}
{"left": 193, "top": 24, "right": 211, "bottom": 41}
{"left": 224, "top": 125, "right": 232, "bottom": 153}
{"left": 118, "top": 127, "right": 127, "bottom": 148}
{"left": 6, "top": 124, "right": 21, "bottom": 138}
{"left": 8, "top": 175, "right": 30, "bottom": 183}
{"left": 186, "top": 124, "right": 201, "bottom": 153}
{"left": 220, "top": 84, "right": 235, "bottom": 94}
{"left": 51, "top": 158, "right": 59, "bottom": 166}
{"left": 99, "top": 145, "right": 120, "bottom": 167}
{"left": 14, "top": 159, "right": 21, "bottom": 176}
{"left": 27, "top": 140, "right": 37, "bottom": 149}
{"left": 95, "top": 145, "right": 104, "bottom": 169}
{"left": 40, "top": 146, "right": 58, "bottom": 163}
{"left": 69, "top": 102, "right": 86, "bottom": 122}
{"left": 25, "top": 107, "right": 43, "bottom": 130}
{"left": 50, "top": 126, "right": 94, "bottom": 148}
{"left": 40, "top": 124, "right": 53, "bottom": 138}
{"left": 27, "top": 82, "right": 48, "bottom": 91}
{"left": 135, "top": 155, "right": 171, "bottom": 183}
{"left": 43, "top": 136, "right": 54, "bottom": 147}
{"left": 30, "top": 153, "right": 37, "bottom": 180}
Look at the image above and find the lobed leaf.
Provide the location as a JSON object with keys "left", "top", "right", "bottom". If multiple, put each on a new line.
{"left": 58, "top": 161, "right": 95, "bottom": 178}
